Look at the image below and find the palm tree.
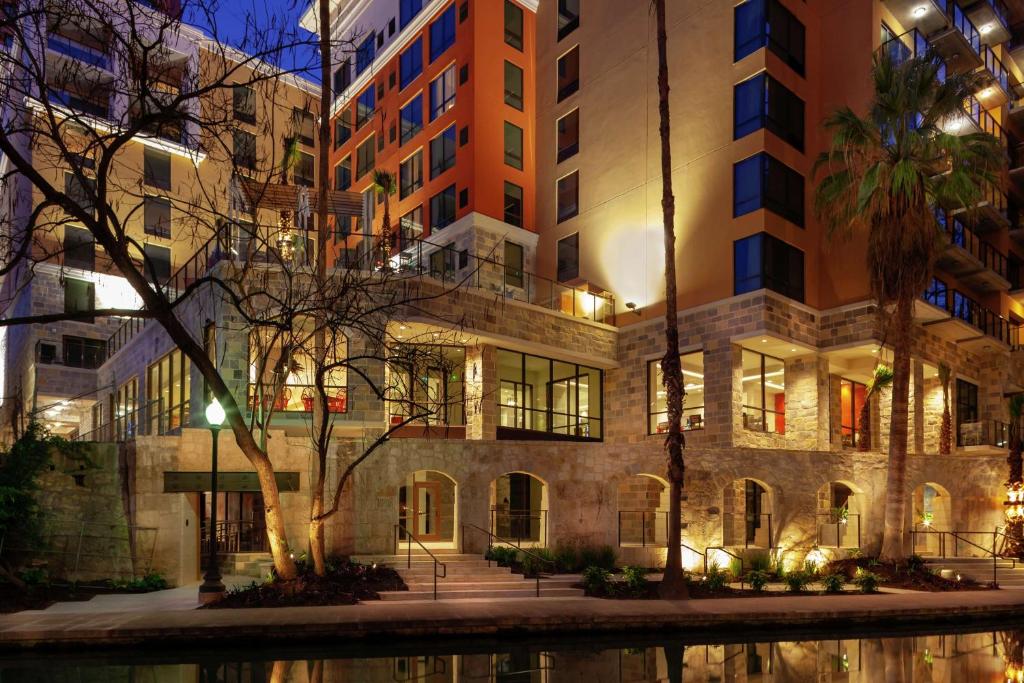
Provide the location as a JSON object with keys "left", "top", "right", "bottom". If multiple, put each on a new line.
{"left": 651, "top": 0, "right": 687, "bottom": 599}
{"left": 373, "top": 169, "right": 397, "bottom": 267}
{"left": 938, "top": 362, "right": 952, "bottom": 455}
{"left": 856, "top": 364, "right": 893, "bottom": 452}
{"left": 815, "top": 50, "right": 1002, "bottom": 560}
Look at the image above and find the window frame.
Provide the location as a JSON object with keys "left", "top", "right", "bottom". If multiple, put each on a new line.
{"left": 399, "top": 36, "right": 424, "bottom": 91}
{"left": 400, "top": 148, "right": 424, "bottom": 199}
{"left": 504, "top": 0, "right": 524, "bottom": 50}
{"left": 429, "top": 4, "right": 457, "bottom": 62}
{"left": 429, "top": 64, "right": 457, "bottom": 121}
{"left": 647, "top": 351, "right": 705, "bottom": 435}
{"left": 143, "top": 195, "right": 172, "bottom": 238}
{"left": 741, "top": 348, "right": 786, "bottom": 434}
{"left": 504, "top": 60, "right": 524, "bottom": 110}
{"left": 504, "top": 181, "right": 523, "bottom": 228}
{"left": 557, "top": 45, "right": 580, "bottom": 102}
{"left": 429, "top": 125, "right": 457, "bottom": 179}
{"left": 429, "top": 184, "right": 457, "bottom": 231}
{"left": 503, "top": 121, "right": 524, "bottom": 169}
{"left": 356, "top": 135, "right": 376, "bottom": 179}
{"left": 556, "top": 232, "right": 579, "bottom": 282}
{"left": 556, "top": 108, "right": 579, "bottom": 163}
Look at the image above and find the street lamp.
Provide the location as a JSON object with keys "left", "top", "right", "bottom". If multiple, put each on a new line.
{"left": 198, "top": 397, "right": 227, "bottom": 604}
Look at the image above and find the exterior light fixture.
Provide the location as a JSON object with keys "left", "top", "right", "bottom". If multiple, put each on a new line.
{"left": 980, "top": 23, "right": 993, "bottom": 34}
{"left": 912, "top": 6, "right": 928, "bottom": 17}
{"left": 625, "top": 302, "right": 641, "bottom": 316}
{"left": 198, "top": 397, "right": 227, "bottom": 604}
{"left": 1006, "top": 482, "right": 1024, "bottom": 522}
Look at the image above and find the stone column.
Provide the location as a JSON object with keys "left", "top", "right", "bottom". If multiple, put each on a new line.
{"left": 912, "top": 359, "right": 925, "bottom": 455}
{"left": 783, "top": 354, "right": 824, "bottom": 451}
{"left": 828, "top": 374, "right": 843, "bottom": 451}
{"left": 464, "top": 344, "right": 496, "bottom": 440}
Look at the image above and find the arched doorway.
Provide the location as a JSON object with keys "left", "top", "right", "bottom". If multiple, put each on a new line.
{"left": 911, "top": 482, "right": 952, "bottom": 556}
{"left": 722, "top": 478, "right": 773, "bottom": 548}
{"left": 816, "top": 481, "right": 863, "bottom": 549}
{"left": 398, "top": 471, "right": 458, "bottom": 548}
{"left": 616, "top": 474, "right": 669, "bottom": 547}
{"left": 490, "top": 472, "right": 548, "bottom": 546}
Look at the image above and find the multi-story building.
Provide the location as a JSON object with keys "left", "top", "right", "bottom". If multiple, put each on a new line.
{"left": 5, "top": 0, "right": 1024, "bottom": 587}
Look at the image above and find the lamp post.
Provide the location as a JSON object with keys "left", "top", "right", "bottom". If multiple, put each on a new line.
{"left": 198, "top": 398, "right": 227, "bottom": 604}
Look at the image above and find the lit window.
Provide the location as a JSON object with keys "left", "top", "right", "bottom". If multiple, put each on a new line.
{"left": 497, "top": 349, "right": 602, "bottom": 439}
{"left": 648, "top": 351, "right": 705, "bottom": 434}
{"left": 742, "top": 349, "right": 785, "bottom": 434}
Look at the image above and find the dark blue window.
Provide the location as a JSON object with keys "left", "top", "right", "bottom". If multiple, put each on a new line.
{"left": 733, "top": 232, "right": 804, "bottom": 302}
{"left": 356, "top": 33, "right": 376, "bottom": 76}
{"left": 400, "top": 38, "right": 423, "bottom": 91}
{"left": 734, "top": 0, "right": 805, "bottom": 75}
{"left": 734, "top": 72, "right": 804, "bottom": 150}
{"left": 923, "top": 276, "right": 948, "bottom": 310}
{"left": 733, "top": 153, "right": 804, "bottom": 227}
{"left": 356, "top": 85, "right": 375, "bottom": 129}
{"left": 400, "top": 93, "right": 423, "bottom": 145}
{"left": 400, "top": 0, "right": 424, "bottom": 28}
{"left": 430, "top": 4, "right": 456, "bottom": 62}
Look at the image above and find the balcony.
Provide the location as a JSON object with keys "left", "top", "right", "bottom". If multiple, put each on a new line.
{"left": 977, "top": 45, "right": 1010, "bottom": 106}
{"left": 934, "top": 209, "right": 1011, "bottom": 291}
{"left": 958, "top": 419, "right": 1009, "bottom": 450}
{"left": 950, "top": 180, "right": 1009, "bottom": 231}
{"left": 964, "top": 0, "right": 1011, "bottom": 46}
{"left": 921, "top": 285, "right": 1021, "bottom": 349}
{"left": 46, "top": 34, "right": 109, "bottom": 71}
{"left": 47, "top": 88, "right": 109, "bottom": 119}
{"left": 930, "top": 2, "right": 984, "bottom": 73}
{"left": 883, "top": 0, "right": 952, "bottom": 37}
{"left": 883, "top": 28, "right": 948, "bottom": 82}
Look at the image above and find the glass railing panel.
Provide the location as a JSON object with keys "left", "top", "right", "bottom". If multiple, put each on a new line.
{"left": 47, "top": 35, "right": 108, "bottom": 69}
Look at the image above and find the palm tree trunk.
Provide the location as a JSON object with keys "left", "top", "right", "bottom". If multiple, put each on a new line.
{"left": 652, "top": 0, "right": 687, "bottom": 600}
{"left": 879, "top": 297, "right": 912, "bottom": 560}
{"left": 857, "top": 399, "right": 871, "bottom": 451}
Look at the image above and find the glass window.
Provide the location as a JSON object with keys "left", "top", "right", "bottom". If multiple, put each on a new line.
{"left": 400, "top": 205, "right": 423, "bottom": 241}
{"left": 400, "top": 93, "right": 423, "bottom": 144}
{"left": 557, "top": 109, "right": 579, "bottom": 163}
{"left": 146, "top": 349, "right": 191, "bottom": 435}
{"left": 734, "top": 73, "right": 804, "bottom": 150}
{"left": 505, "top": 0, "right": 524, "bottom": 49}
{"left": 294, "top": 151, "right": 314, "bottom": 187}
{"left": 356, "top": 32, "right": 376, "bottom": 76}
{"left": 356, "top": 135, "right": 375, "bottom": 179}
{"left": 333, "top": 59, "right": 351, "bottom": 97}
{"left": 400, "top": 37, "right": 423, "bottom": 90}
{"left": 400, "top": 0, "right": 423, "bottom": 28}
{"left": 504, "top": 181, "right": 523, "bottom": 227}
{"left": 557, "top": 45, "right": 579, "bottom": 101}
{"left": 429, "top": 65, "right": 456, "bottom": 121}
{"left": 504, "top": 61, "right": 524, "bottom": 110}
{"left": 648, "top": 351, "right": 705, "bottom": 434}
{"left": 839, "top": 378, "right": 867, "bottom": 448}
{"left": 734, "top": 0, "right": 805, "bottom": 75}
{"left": 924, "top": 276, "right": 948, "bottom": 310}
{"left": 504, "top": 122, "right": 523, "bottom": 169}
{"left": 143, "top": 243, "right": 171, "bottom": 284}
{"left": 742, "top": 349, "right": 785, "bottom": 434}
{"left": 558, "top": 0, "right": 579, "bottom": 40}
{"left": 504, "top": 240, "right": 524, "bottom": 287}
{"left": 400, "top": 149, "right": 423, "bottom": 199}
{"left": 387, "top": 345, "right": 465, "bottom": 426}
{"left": 334, "top": 157, "right": 351, "bottom": 191}
{"left": 292, "top": 109, "right": 315, "bottom": 147}
{"left": 557, "top": 232, "right": 578, "bottom": 282}
{"left": 497, "top": 349, "right": 602, "bottom": 439}
{"left": 63, "top": 226, "right": 94, "bottom": 270}
{"left": 733, "top": 152, "right": 804, "bottom": 227}
{"left": 430, "top": 184, "right": 456, "bottom": 231}
{"left": 248, "top": 322, "right": 347, "bottom": 414}
{"left": 956, "top": 378, "right": 979, "bottom": 447}
{"left": 430, "top": 125, "right": 456, "bottom": 178}
{"left": 232, "top": 130, "right": 256, "bottom": 170}
{"left": 114, "top": 376, "right": 138, "bottom": 439}
{"left": 733, "top": 232, "right": 804, "bottom": 302}
{"left": 63, "top": 277, "right": 94, "bottom": 321}
{"left": 356, "top": 85, "right": 376, "bottom": 129}
{"left": 232, "top": 85, "right": 255, "bottom": 123}
{"left": 144, "top": 196, "right": 171, "bottom": 238}
{"left": 63, "top": 335, "right": 105, "bottom": 369}
{"left": 64, "top": 172, "right": 95, "bottom": 215}
{"left": 557, "top": 171, "right": 578, "bottom": 222}
{"left": 429, "top": 4, "right": 456, "bottom": 62}
{"left": 143, "top": 148, "right": 171, "bottom": 190}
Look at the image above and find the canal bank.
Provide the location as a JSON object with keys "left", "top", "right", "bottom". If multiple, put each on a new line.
{"left": 3, "top": 590, "right": 1024, "bottom": 652}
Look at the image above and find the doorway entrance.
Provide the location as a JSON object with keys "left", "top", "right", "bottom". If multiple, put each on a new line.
{"left": 398, "top": 471, "right": 458, "bottom": 547}
{"left": 199, "top": 491, "right": 267, "bottom": 566}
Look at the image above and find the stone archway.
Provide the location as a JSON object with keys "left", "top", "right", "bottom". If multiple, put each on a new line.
{"left": 398, "top": 470, "right": 458, "bottom": 549}
{"left": 490, "top": 472, "right": 549, "bottom": 547}
{"left": 722, "top": 478, "right": 774, "bottom": 549}
{"left": 815, "top": 480, "right": 864, "bottom": 549}
{"left": 910, "top": 482, "right": 953, "bottom": 556}
{"left": 616, "top": 474, "right": 669, "bottom": 547}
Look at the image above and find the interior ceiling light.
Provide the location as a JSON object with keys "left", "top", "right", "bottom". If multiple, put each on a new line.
{"left": 912, "top": 6, "right": 928, "bottom": 18}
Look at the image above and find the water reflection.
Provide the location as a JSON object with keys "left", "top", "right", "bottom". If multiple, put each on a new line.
{"left": 3, "top": 630, "right": 1024, "bottom": 682}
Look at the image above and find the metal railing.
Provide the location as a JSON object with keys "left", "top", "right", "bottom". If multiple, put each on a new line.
{"left": 617, "top": 510, "right": 668, "bottom": 547}
{"left": 703, "top": 545, "right": 744, "bottom": 582}
{"left": 922, "top": 285, "right": 1022, "bottom": 348}
{"left": 392, "top": 524, "right": 447, "bottom": 600}
{"left": 461, "top": 522, "right": 554, "bottom": 597}
{"left": 722, "top": 512, "right": 774, "bottom": 549}
{"left": 908, "top": 526, "right": 1009, "bottom": 585}
{"left": 947, "top": 1, "right": 981, "bottom": 56}
{"left": 247, "top": 384, "right": 348, "bottom": 414}
{"left": 200, "top": 520, "right": 268, "bottom": 556}
{"left": 958, "top": 419, "right": 1009, "bottom": 448}
{"left": 961, "top": 96, "right": 1006, "bottom": 146}
{"left": 882, "top": 28, "right": 947, "bottom": 83}
{"left": 980, "top": 45, "right": 1010, "bottom": 95}
{"left": 935, "top": 208, "right": 1008, "bottom": 279}
{"left": 489, "top": 509, "right": 547, "bottom": 547}
{"left": 815, "top": 512, "right": 862, "bottom": 549}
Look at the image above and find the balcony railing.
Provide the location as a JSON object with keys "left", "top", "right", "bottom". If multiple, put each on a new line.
{"left": 935, "top": 208, "right": 1008, "bottom": 279}
{"left": 947, "top": 2, "right": 981, "bottom": 56}
{"left": 247, "top": 384, "right": 347, "bottom": 414}
{"left": 47, "top": 88, "right": 108, "bottom": 119}
{"left": 722, "top": 512, "right": 774, "bottom": 549}
{"left": 617, "top": 510, "right": 668, "bottom": 547}
{"left": 921, "top": 284, "right": 1021, "bottom": 347}
{"left": 958, "top": 419, "right": 1009, "bottom": 448}
{"left": 74, "top": 398, "right": 186, "bottom": 442}
{"left": 980, "top": 44, "right": 1009, "bottom": 95}
{"left": 961, "top": 96, "right": 1006, "bottom": 145}
{"left": 490, "top": 509, "right": 547, "bottom": 545}
{"left": 882, "top": 28, "right": 946, "bottom": 81}
{"left": 815, "top": 512, "right": 862, "bottom": 549}
{"left": 47, "top": 34, "right": 108, "bottom": 70}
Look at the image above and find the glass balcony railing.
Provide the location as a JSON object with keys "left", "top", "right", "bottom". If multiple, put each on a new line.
{"left": 947, "top": 2, "right": 981, "bottom": 56}
{"left": 934, "top": 208, "right": 1008, "bottom": 279}
{"left": 47, "top": 88, "right": 108, "bottom": 118}
{"left": 958, "top": 419, "right": 1009, "bottom": 448}
{"left": 980, "top": 45, "right": 1009, "bottom": 95}
{"left": 961, "top": 96, "right": 1006, "bottom": 144}
{"left": 921, "top": 284, "right": 1021, "bottom": 348}
{"left": 882, "top": 28, "right": 948, "bottom": 81}
{"left": 46, "top": 35, "right": 108, "bottom": 70}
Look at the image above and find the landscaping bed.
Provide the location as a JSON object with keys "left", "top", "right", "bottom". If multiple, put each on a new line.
{"left": 0, "top": 572, "right": 169, "bottom": 613}
{"left": 826, "top": 557, "right": 991, "bottom": 592}
{"left": 203, "top": 559, "right": 405, "bottom": 609}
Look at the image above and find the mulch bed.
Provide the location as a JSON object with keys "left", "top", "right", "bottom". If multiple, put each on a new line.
{"left": 826, "top": 558, "right": 992, "bottom": 592}
{"left": 578, "top": 580, "right": 870, "bottom": 600}
{"left": 203, "top": 561, "right": 406, "bottom": 609}
{"left": 0, "top": 580, "right": 155, "bottom": 613}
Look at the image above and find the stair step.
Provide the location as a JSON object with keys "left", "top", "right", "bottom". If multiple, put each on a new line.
{"left": 379, "top": 587, "right": 584, "bottom": 601}
{"left": 353, "top": 553, "right": 482, "bottom": 563}
{"left": 401, "top": 572, "right": 518, "bottom": 583}
{"left": 403, "top": 578, "right": 579, "bottom": 591}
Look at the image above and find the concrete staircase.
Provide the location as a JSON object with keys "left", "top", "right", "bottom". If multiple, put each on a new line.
{"left": 924, "top": 557, "right": 1024, "bottom": 587}
{"left": 353, "top": 549, "right": 584, "bottom": 601}
{"left": 225, "top": 552, "right": 274, "bottom": 579}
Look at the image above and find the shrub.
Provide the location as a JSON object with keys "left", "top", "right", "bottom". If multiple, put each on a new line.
{"left": 596, "top": 545, "right": 617, "bottom": 570}
{"left": 748, "top": 552, "right": 772, "bottom": 573}
{"left": 854, "top": 570, "right": 880, "bottom": 594}
{"left": 553, "top": 543, "right": 580, "bottom": 573}
{"left": 906, "top": 554, "right": 926, "bottom": 573}
{"left": 821, "top": 573, "right": 844, "bottom": 594}
{"left": 114, "top": 571, "right": 169, "bottom": 592}
{"left": 621, "top": 565, "right": 648, "bottom": 596}
{"left": 784, "top": 571, "right": 811, "bottom": 593}
{"left": 582, "top": 566, "right": 612, "bottom": 595}
{"left": 17, "top": 567, "right": 48, "bottom": 587}
{"left": 486, "top": 546, "right": 518, "bottom": 566}
{"left": 579, "top": 544, "right": 616, "bottom": 571}
{"left": 747, "top": 569, "right": 770, "bottom": 592}
{"left": 704, "top": 563, "right": 730, "bottom": 591}
{"left": 521, "top": 549, "right": 553, "bottom": 577}
{"left": 847, "top": 547, "right": 863, "bottom": 559}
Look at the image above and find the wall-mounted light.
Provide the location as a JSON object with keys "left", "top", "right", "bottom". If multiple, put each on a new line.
{"left": 625, "top": 302, "right": 641, "bottom": 316}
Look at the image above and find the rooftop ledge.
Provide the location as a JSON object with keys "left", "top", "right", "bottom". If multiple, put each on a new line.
{"left": 25, "top": 97, "right": 207, "bottom": 165}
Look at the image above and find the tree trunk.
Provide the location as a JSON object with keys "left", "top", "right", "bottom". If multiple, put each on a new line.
{"left": 879, "top": 297, "right": 912, "bottom": 561}
{"left": 857, "top": 399, "right": 871, "bottom": 451}
{"left": 251, "top": 448, "right": 296, "bottom": 579}
{"left": 652, "top": 0, "right": 687, "bottom": 600}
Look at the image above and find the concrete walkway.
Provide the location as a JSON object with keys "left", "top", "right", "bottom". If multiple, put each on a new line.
{"left": 2, "top": 586, "right": 1024, "bottom": 651}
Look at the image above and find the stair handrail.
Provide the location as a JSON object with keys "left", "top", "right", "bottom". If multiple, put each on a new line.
{"left": 703, "top": 545, "right": 745, "bottom": 588}
{"left": 949, "top": 530, "right": 998, "bottom": 587}
{"left": 461, "top": 522, "right": 555, "bottom": 597}
{"left": 993, "top": 528, "right": 1019, "bottom": 568}
{"left": 393, "top": 524, "right": 447, "bottom": 600}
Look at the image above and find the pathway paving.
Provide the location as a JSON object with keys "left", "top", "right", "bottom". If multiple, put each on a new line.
{"left": 2, "top": 584, "right": 1024, "bottom": 651}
